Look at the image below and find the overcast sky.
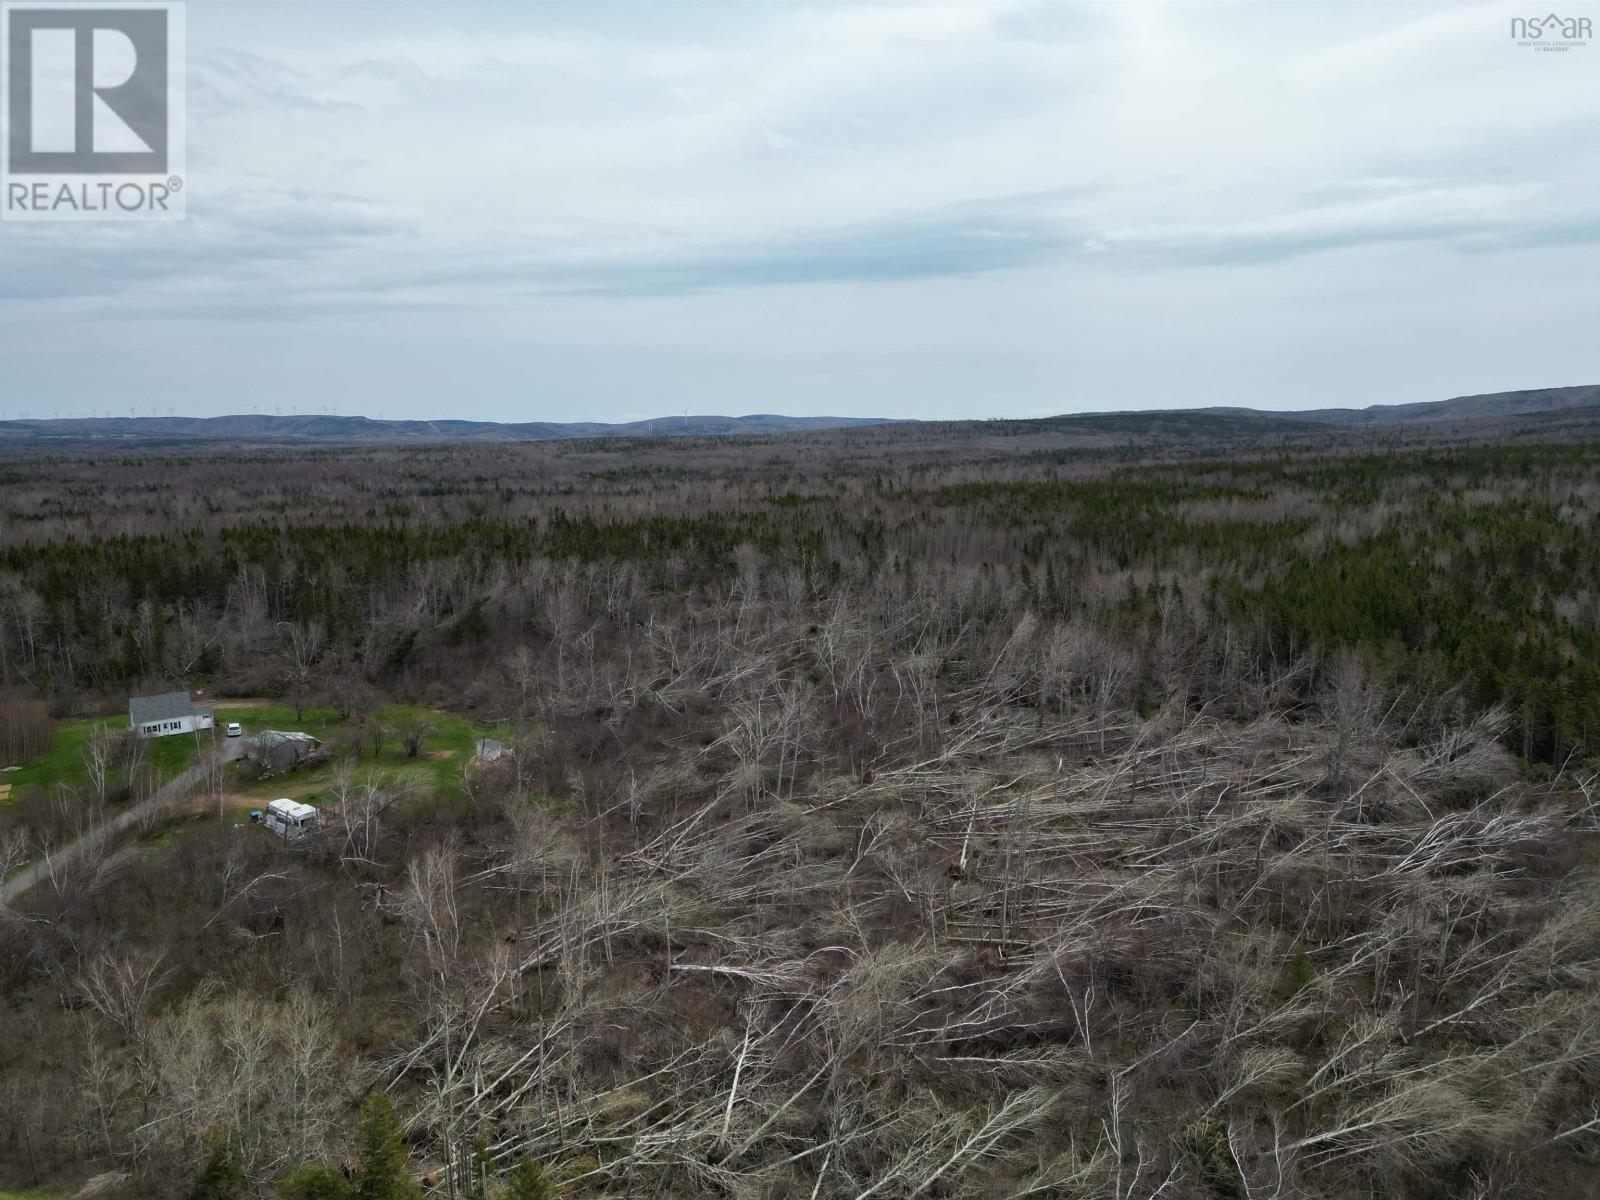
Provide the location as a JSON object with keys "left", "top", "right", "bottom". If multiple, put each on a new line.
{"left": 2, "top": 0, "right": 1597, "bottom": 421}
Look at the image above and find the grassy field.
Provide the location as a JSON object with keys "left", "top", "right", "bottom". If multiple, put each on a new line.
{"left": 3, "top": 702, "right": 503, "bottom": 811}
{"left": 2, "top": 713, "right": 198, "bottom": 794}
{"left": 213, "top": 702, "right": 502, "bottom": 809}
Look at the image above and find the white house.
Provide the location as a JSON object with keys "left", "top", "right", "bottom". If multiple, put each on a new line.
{"left": 128, "top": 691, "right": 215, "bottom": 738}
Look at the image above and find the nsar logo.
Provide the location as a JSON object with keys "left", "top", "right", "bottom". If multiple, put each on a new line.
{"left": 1510, "top": 12, "right": 1592, "bottom": 50}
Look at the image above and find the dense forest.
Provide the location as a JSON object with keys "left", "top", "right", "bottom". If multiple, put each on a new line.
{"left": 2, "top": 421, "right": 1597, "bottom": 764}
{"left": 1, "top": 413, "right": 1598, "bottom": 1198}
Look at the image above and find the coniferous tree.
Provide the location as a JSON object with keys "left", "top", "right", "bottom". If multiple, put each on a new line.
{"left": 496, "top": 1158, "right": 554, "bottom": 1200}
{"left": 190, "top": 1135, "right": 245, "bottom": 1200}
{"left": 352, "top": 1092, "right": 420, "bottom": 1200}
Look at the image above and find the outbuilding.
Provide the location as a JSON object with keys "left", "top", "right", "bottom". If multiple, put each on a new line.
{"left": 242, "top": 730, "right": 324, "bottom": 773}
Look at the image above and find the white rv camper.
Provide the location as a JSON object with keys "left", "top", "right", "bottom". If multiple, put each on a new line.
{"left": 264, "top": 798, "right": 319, "bottom": 840}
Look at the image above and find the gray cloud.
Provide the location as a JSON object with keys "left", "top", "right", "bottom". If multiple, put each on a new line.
{"left": 1, "top": 0, "right": 1597, "bottom": 418}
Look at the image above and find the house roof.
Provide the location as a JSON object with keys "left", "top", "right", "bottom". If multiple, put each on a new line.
{"left": 244, "top": 730, "right": 322, "bottom": 750}
{"left": 128, "top": 691, "right": 199, "bottom": 726}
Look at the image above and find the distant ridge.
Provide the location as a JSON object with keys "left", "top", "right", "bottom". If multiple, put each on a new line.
{"left": 2, "top": 385, "right": 1595, "bottom": 446}
{"left": 1188, "top": 384, "right": 1600, "bottom": 426}
{"left": 0, "top": 412, "right": 901, "bottom": 445}
{"left": 1276, "top": 384, "right": 1600, "bottom": 425}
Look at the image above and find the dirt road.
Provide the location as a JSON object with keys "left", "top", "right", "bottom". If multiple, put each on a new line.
{"left": 2, "top": 735, "right": 244, "bottom": 905}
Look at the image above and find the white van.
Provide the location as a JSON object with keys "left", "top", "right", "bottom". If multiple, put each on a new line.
{"left": 264, "top": 798, "right": 318, "bottom": 840}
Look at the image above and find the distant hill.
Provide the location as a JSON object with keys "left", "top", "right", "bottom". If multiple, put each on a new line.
{"left": 1244, "top": 384, "right": 1600, "bottom": 426}
{"left": 0, "top": 412, "right": 900, "bottom": 445}
{"left": 2, "top": 386, "right": 1595, "bottom": 447}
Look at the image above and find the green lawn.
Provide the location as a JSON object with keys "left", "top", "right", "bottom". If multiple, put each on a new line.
{"left": 216, "top": 703, "right": 504, "bottom": 807}
{"left": 4, "top": 702, "right": 503, "bottom": 807}
{"left": 3, "top": 713, "right": 199, "bottom": 794}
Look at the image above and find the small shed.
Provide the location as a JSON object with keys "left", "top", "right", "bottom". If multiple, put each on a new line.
{"left": 474, "top": 738, "right": 506, "bottom": 763}
{"left": 129, "top": 692, "right": 214, "bottom": 738}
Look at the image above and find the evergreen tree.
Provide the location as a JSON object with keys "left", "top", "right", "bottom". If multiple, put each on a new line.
{"left": 191, "top": 1135, "right": 245, "bottom": 1200}
{"left": 277, "top": 1163, "right": 351, "bottom": 1200}
{"left": 352, "top": 1092, "right": 421, "bottom": 1200}
{"left": 497, "top": 1158, "right": 554, "bottom": 1200}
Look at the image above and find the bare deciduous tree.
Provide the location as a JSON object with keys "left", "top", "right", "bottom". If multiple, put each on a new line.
{"left": 77, "top": 948, "right": 172, "bottom": 1041}
{"left": 399, "top": 715, "right": 434, "bottom": 759}
{"left": 278, "top": 620, "right": 325, "bottom": 723}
